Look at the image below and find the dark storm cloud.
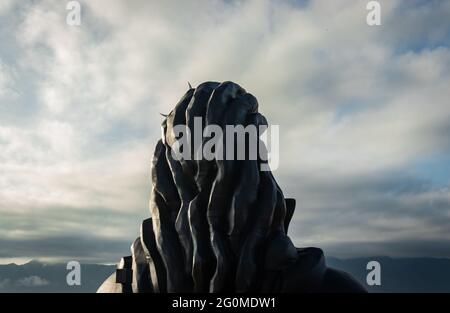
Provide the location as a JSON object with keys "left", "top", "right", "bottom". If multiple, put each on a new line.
{"left": 0, "top": 236, "right": 132, "bottom": 263}
{"left": 321, "top": 239, "right": 450, "bottom": 259}
{"left": 282, "top": 171, "right": 450, "bottom": 257}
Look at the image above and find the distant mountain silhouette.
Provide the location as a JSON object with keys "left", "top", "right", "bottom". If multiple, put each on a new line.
{"left": 1, "top": 257, "right": 450, "bottom": 292}
{"left": 327, "top": 256, "right": 450, "bottom": 293}
{"left": 0, "top": 260, "right": 115, "bottom": 293}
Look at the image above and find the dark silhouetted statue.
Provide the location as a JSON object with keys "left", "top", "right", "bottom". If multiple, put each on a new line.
{"left": 97, "top": 81, "right": 366, "bottom": 293}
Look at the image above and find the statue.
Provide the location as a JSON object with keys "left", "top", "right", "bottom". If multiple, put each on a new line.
{"left": 97, "top": 81, "right": 366, "bottom": 293}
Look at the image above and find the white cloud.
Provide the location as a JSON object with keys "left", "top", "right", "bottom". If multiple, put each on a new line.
{"left": 0, "top": 61, "right": 18, "bottom": 98}
{"left": 0, "top": 0, "right": 14, "bottom": 15}
{"left": 16, "top": 276, "right": 50, "bottom": 287}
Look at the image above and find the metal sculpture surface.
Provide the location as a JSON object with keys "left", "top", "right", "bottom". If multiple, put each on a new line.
{"left": 97, "top": 82, "right": 366, "bottom": 293}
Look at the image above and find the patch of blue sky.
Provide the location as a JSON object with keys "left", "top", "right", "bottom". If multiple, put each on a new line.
{"left": 386, "top": 0, "right": 450, "bottom": 55}
{"left": 332, "top": 98, "right": 382, "bottom": 124}
{"left": 408, "top": 154, "right": 450, "bottom": 188}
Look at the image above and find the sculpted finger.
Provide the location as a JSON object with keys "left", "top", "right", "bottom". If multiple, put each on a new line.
{"left": 149, "top": 140, "right": 191, "bottom": 291}
{"left": 235, "top": 169, "right": 277, "bottom": 292}
{"left": 165, "top": 146, "right": 195, "bottom": 278}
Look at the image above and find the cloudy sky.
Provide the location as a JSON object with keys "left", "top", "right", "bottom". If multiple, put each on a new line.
{"left": 1, "top": 0, "right": 450, "bottom": 264}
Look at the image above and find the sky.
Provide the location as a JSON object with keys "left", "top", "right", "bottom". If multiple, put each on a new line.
{"left": 0, "top": 0, "right": 450, "bottom": 264}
